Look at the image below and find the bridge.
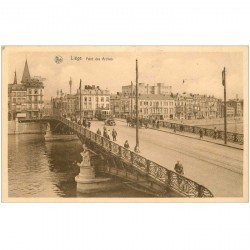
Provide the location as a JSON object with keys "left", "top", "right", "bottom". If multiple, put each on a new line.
{"left": 20, "top": 116, "right": 214, "bottom": 198}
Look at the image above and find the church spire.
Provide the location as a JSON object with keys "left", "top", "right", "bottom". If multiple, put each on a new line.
{"left": 21, "top": 59, "right": 31, "bottom": 84}
{"left": 13, "top": 70, "right": 17, "bottom": 84}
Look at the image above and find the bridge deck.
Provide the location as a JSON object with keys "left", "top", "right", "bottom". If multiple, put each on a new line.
{"left": 34, "top": 116, "right": 214, "bottom": 198}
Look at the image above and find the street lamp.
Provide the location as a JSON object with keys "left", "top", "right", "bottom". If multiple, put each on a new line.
{"left": 79, "top": 79, "right": 82, "bottom": 122}
{"left": 222, "top": 67, "right": 227, "bottom": 144}
{"left": 131, "top": 81, "right": 133, "bottom": 119}
{"left": 134, "top": 59, "right": 140, "bottom": 153}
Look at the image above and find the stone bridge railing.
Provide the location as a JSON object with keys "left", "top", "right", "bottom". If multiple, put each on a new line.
{"left": 42, "top": 116, "right": 213, "bottom": 198}
{"left": 157, "top": 121, "right": 243, "bottom": 145}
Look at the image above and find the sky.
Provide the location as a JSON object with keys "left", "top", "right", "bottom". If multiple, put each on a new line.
{"left": 6, "top": 47, "right": 245, "bottom": 100}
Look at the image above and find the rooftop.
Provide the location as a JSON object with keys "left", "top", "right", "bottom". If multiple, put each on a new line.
{"left": 139, "top": 94, "right": 173, "bottom": 100}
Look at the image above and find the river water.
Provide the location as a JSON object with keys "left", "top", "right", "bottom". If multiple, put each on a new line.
{"left": 8, "top": 134, "right": 151, "bottom": 198}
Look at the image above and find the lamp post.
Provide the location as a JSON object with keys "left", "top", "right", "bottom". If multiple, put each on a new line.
{"left": 222, "top": 67, "right": 227, "bottom": 144}
{"left": 134, "top": 59, "right": 140, "bottom": 153}
{"left": 79, "top": 79, "right": 82, "bottom": 122}
{"left": 131, "top": 81, "right": 133, "bottom": 118}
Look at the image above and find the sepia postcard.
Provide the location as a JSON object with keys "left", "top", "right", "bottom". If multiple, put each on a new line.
{"left": 1, "top": 46, "right": 249, "bottom": 202}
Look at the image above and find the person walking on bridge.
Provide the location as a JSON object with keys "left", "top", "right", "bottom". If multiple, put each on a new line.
{"left": 112, "top": 128, "right": 117, "bottom": 141}
{"left": 124, "top": 140, "right": 130, "bottom": 149}
{"left": 213, "top": 127, "right": 217, "bottom": 139}
{"left": 87, "top": 121, "right": 91, "bottom": 129}
{"left": 103, "top": 126, "right": 107, "bottom": 136}
{"left": 97, "top": 128, "right": 101, "bottom": 135}
{"left": 199, "top": 128, "right": 204, "bottom": 139}
{"left": 174, "top": 161, "right": 184, "bottom": 175}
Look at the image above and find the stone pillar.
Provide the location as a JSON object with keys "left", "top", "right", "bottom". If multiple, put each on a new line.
{"left": 75, "top": 144, "right": 111, "bottom": 194}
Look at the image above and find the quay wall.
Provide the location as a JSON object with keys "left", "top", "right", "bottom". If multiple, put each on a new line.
{"left": 8, "top": 120, "right": 45, "bottom": 135}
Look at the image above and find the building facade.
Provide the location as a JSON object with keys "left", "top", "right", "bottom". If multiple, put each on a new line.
{"left": 227, "top": 99, "right": 243, "bottom": 116}
{"left": 138, "top": 94, "right": 175, "bottom": 119}
{"left": 76, "top": 85, "right": 110, "bottom": 118}
{"left": 122, "top": 82, "right": 172, "bottom": 96}
{"left": 8, "top": 60, "right": 45, "bottom": 120}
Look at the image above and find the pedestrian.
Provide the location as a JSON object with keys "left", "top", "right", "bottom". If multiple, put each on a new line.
{"left": 83, "top": 119, "right": 87, "bottom": 128}
{"left": 174, "top": 161, "right": 184, "bottom": 175}
{"left": 213, "top": 127, "right": 217, "bottom": 139}
{"left": 112, "top": 128, "right": 117, "bottom": 141}
{"left": 97, "top": 128, "right": 101, "bottom": 135}
{"left": 103, "top": 126, "right": 107, "bottom": 136}
{"left": 124, "top": 140, "right": 130, "bottom": 149}
{"left": 180, "top": 124, "right": 184, "bottom": 132}
{"left": 173, "top": 124, "right": 176, "bottom": 133}
{"left": 126, "top": 117, "right": 130, "bottom": 126}
{"left": 152, "top": 119, "right": 155, "bottom": 128}
{"left": 156, "top": 120, "right": 160, "bottom": 129}
{"left": 199, "top": 129, "right": 204, "bottom": 139}
{"left": 88, "top": 121, "right": 91, "bottom": 128}
{"left": 106, "top": 133, "right": 110, "bottom": 140}
{"left": 103, "top": 129, "right": 107, "bottom": 138}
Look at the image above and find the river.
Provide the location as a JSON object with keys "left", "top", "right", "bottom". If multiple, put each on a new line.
{"left": 8, "top": 134, "right": 151, "bottom": 198}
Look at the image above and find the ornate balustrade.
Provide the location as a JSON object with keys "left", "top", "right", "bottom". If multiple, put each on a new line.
{"left": 41, "top": 116, "right": 214, "bottom": 198}
{"left": 162, "top": 121, "right": 243, "bottom": 145}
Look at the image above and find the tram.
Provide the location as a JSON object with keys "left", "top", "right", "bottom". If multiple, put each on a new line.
{"left": 95, "top": 109, "right": 111, "bottom": 121}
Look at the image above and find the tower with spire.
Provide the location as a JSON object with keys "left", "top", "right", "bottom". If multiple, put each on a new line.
{"left": 21, "top": 59, "right": 31, "bottom": 84}
{"left": 13, "top": 70, "right": 17, "bottom": 85}
{"left": 8, "top": 59, "right": 45, "bottom": 120}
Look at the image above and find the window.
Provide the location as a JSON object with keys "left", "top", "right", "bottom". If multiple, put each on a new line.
{"left": 84, "top": 97, "right": 87, "bottom": 102}
{"left": 29, "top": 89, "right": 32, "bottom": 94}
{"left": 101, "top": 97, "right": 104, "bottom": 102}
{"left": 106, "top": 97, "right": 109, "bottom": 102}
{"left": 34, "top": 90, "right": 38, "bottom": 94}
{"left": 89, "top": 97, "right": 91, "bottom": 101}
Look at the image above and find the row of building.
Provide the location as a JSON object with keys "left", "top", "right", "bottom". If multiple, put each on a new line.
{"left": 8, "top": 61, "right": 243, "bottom": 121}
{"left": 110, "top": 82, "right": 243, "bottom": 120}
{"left": 50, "top": 82, "right": 110, "bottom": 119}
{"left": 50, "top": 80, "right": 243, "bottom": 121}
